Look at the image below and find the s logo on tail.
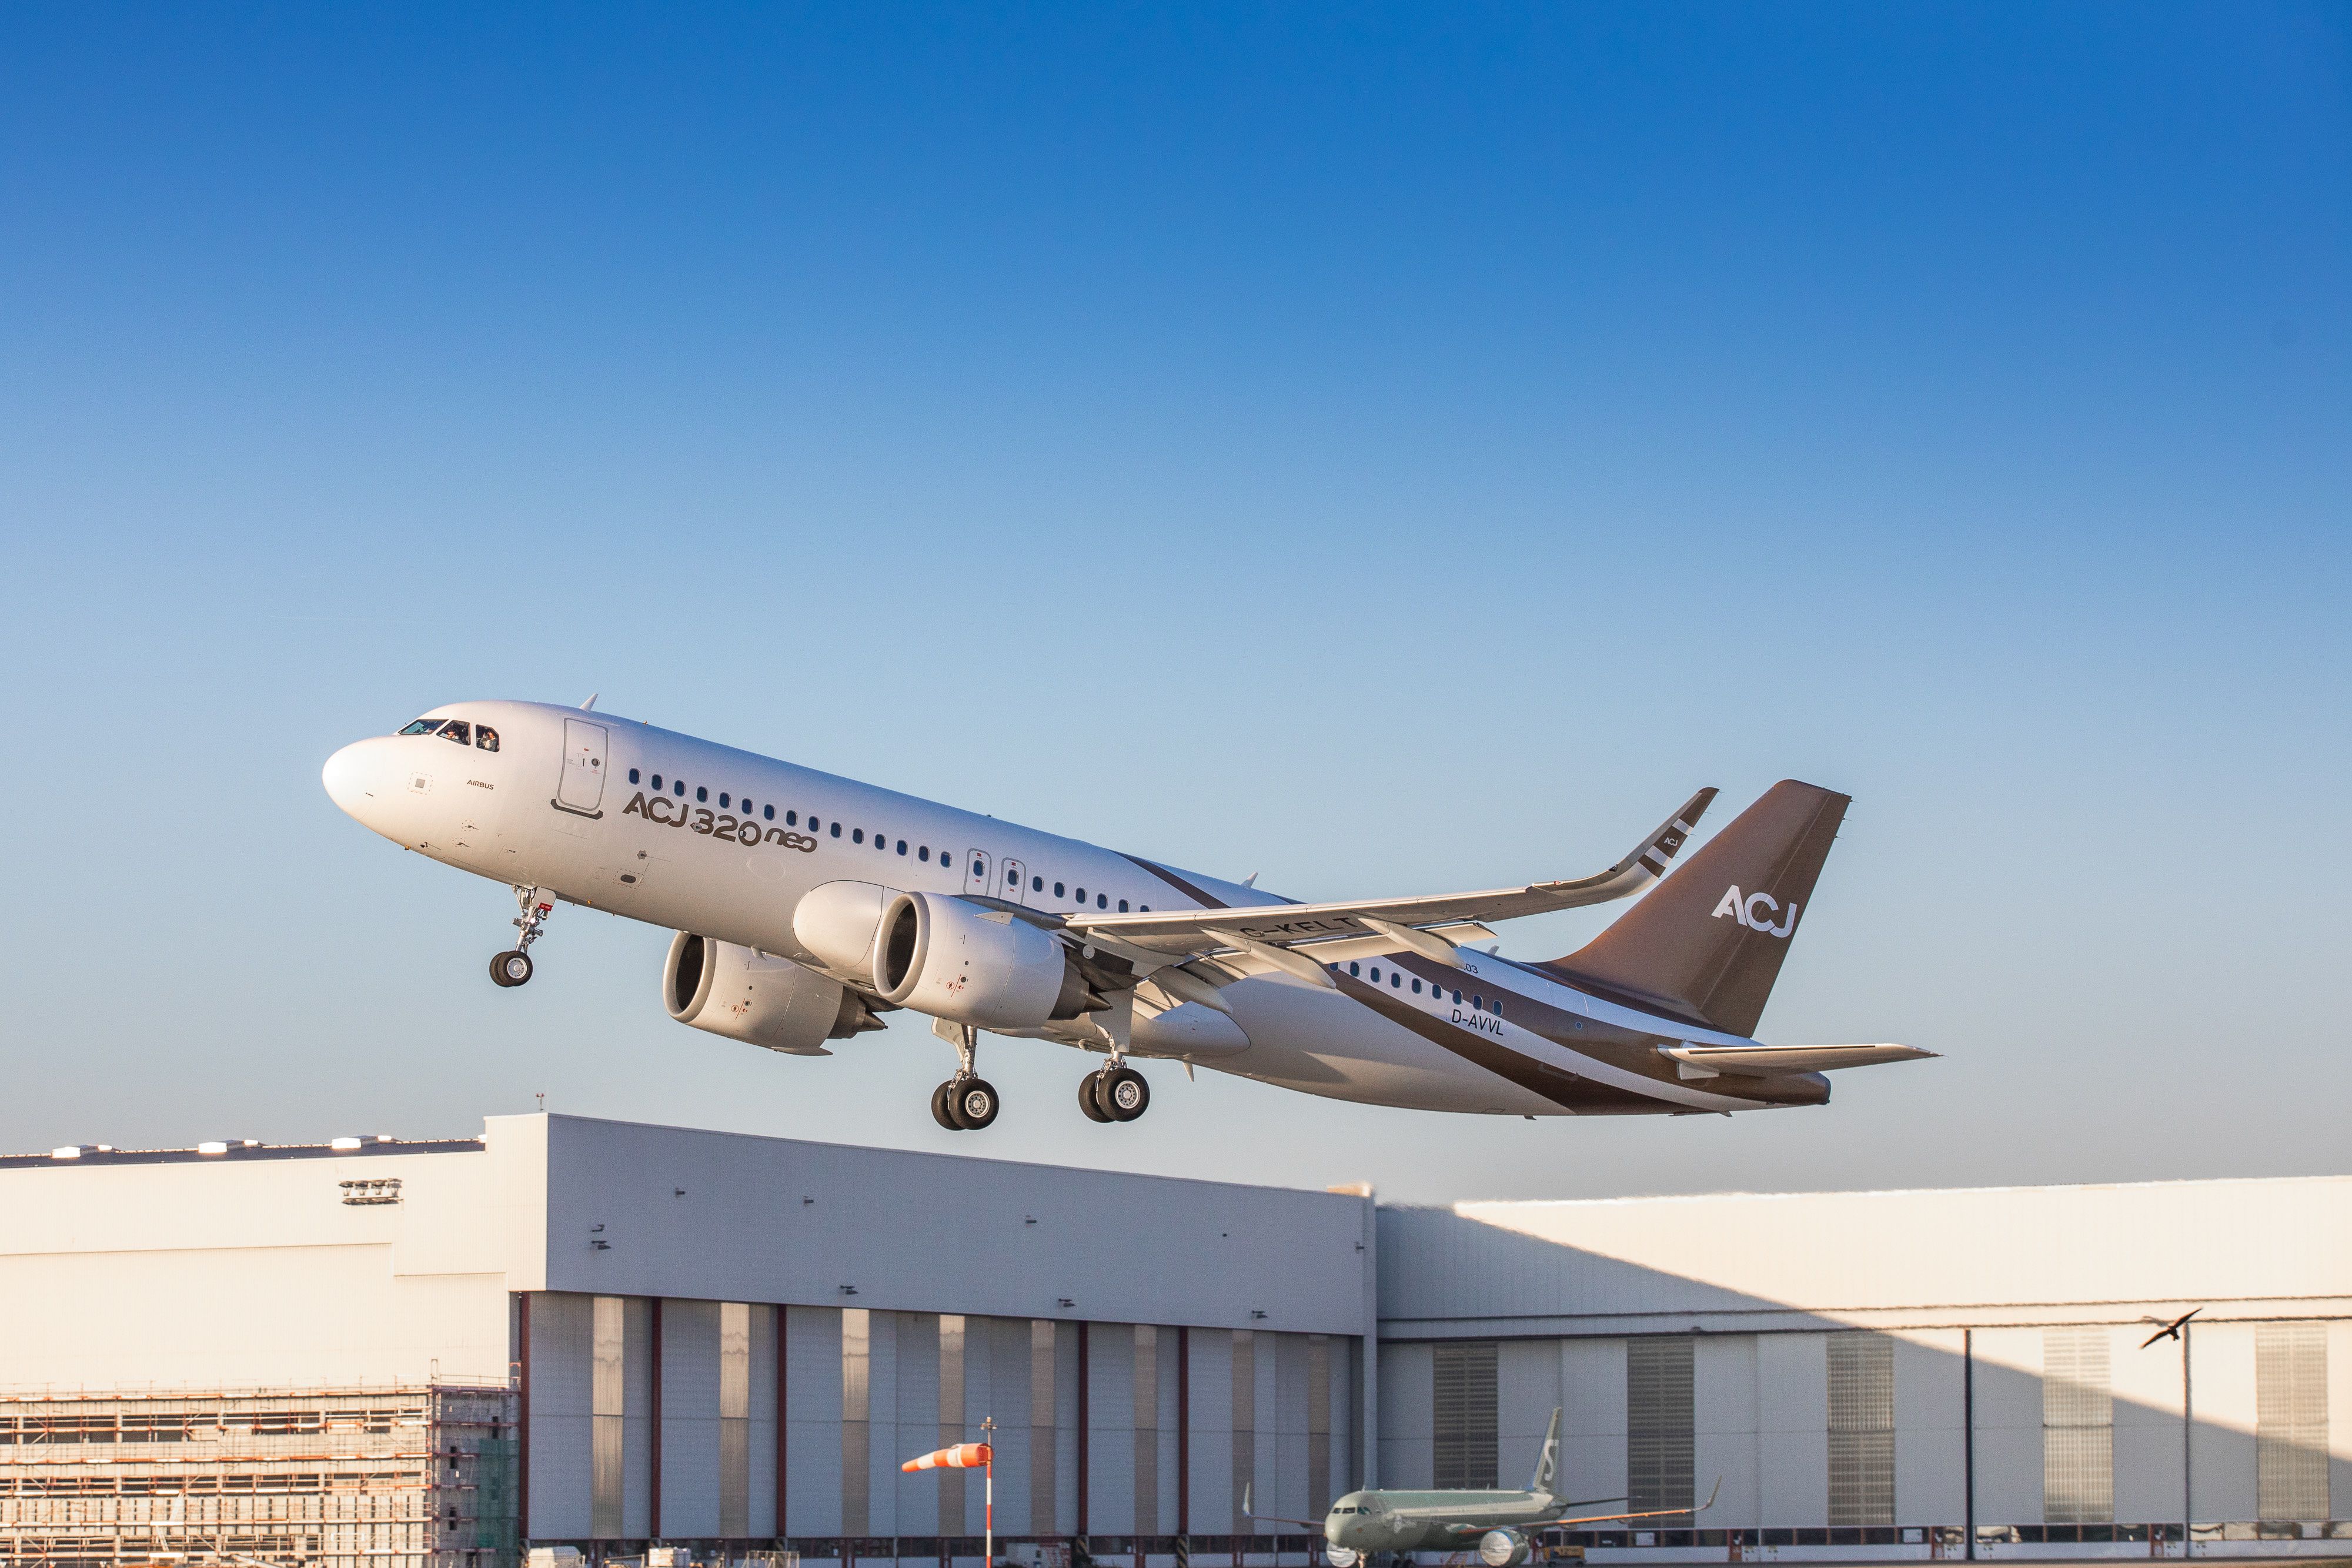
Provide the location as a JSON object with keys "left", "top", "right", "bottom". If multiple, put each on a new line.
{"left": 1712, "top": 885, "right": 1799, "bottom": 939}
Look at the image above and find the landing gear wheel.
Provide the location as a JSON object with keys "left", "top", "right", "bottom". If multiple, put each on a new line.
{"left": 953, "top": 1078, "right": 1000, "bottom": 1130}
{"left": 931, "top": 1081, "right": 960, "bottom": 1130}
{"left": 1101, "top": 1065, "right": 1150, "bottom": 1121}
{"left": 490, "top": 950, "right": 533, "bottom": 987}
{"left": 1079, "top": 1071, "right": 1113, "bottom": 1122}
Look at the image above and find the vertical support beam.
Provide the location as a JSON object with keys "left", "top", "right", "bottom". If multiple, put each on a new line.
{"left": 517, "top": 1292, "right": 533, "bottom": 1546}
{"left": 650, "top": 1298, "right": 665, "bottom": 1541}
{"left": 1177, "top": 1326, "right": 1191, "bottom": 1540}
{"left": 1077, "top": 1322, "right": 1091, "bottom": 1544}
{"left": 1359, "top": 1188, "right": 1379, "bottom": 1490}
{"left": 776, "top": 1305, "right": 790, "bottom": 1543}
{"left": 1962, "top": 1329, "right": 1975, "bottom": 1562}
{"left": 2181, "top": 1321, "right": 2194, "bottom": 1549}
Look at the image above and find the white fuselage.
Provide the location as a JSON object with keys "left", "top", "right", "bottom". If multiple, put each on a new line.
{"left": 325, "top": 700, "right": 1825, "bottom": 1116}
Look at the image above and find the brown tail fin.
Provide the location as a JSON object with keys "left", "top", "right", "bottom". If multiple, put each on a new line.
{"left": 1544, "top": 780, "right": 1850, "bottom": 1038}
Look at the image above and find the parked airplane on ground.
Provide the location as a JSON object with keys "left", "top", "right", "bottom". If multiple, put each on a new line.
{"left": 1247, "top": 1409, "right": 1719, "bottom": 1567}
{"left": 322, "top": 699, "right": 1928, "bottom": 1128}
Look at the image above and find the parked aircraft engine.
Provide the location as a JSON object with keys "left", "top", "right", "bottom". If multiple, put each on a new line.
{"left": 663, "top": 932, "right": 875, "bottom": 1054}
{"left": 873, "top": 890, "right": 1101, "bottom": 1029}
{"left": 1325, "top": 1549, "right": 1361, "bottom": 1568}
{"left": 1478, "top": 1532, "right": 1531, "bottom": 1568}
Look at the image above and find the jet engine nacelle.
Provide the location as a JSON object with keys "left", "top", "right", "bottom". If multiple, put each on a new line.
{"left": 873, "top": 890, "right": 1099, "bottom": 1029}
{"left": 1478, "top": 1532, "right": 1531, "bottom": 1568}
{"left": 1324, "top": 1549, "right": 1360, "bottom": 1568}
{"left": 663, "top": 932, "right": 873, "bottom": 1054}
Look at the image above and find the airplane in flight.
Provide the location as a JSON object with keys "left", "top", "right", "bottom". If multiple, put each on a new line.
{"left": 1248, "top": 1409, "right": 1719, "bottom": 1566}
{"left": 322, "top": 699, "right": 1928, "bottom": 1129}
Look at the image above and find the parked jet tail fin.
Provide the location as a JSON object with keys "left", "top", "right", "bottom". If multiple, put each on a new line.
{"left": 1531, "top": 1406, "right": 1562, "bottom": 1496}
{"left": 1544, "top": 780, "right": 1850, "bottom": 1038}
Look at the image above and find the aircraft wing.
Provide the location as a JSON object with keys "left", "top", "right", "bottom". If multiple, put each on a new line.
{"left": 1067, "top": 788, "right": 1716, "bottom": 961}
{"left": 1664, "top": 1043, "right": 1936, "bottom": 1075}
{"left": 1551, "top": 1478, "right": 1723, "bottom": 1528}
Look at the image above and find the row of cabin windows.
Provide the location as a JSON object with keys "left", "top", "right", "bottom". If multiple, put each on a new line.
{"left": 399, "top": 718, "right": 500, "bottom": 751}
{"left": 1335, "top": 959, "right": 1504, "bottom": 1015}
{"left": 622, "top": 767, "right": 1149, "bottom": 912}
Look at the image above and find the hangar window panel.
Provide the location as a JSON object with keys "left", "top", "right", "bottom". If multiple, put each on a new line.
{"left": 1626, "top": 1336, "right": 1694, "bottom": 1523}
{"left": 2255, "top": 1323, "right": 2329, "bottom": 1522}
{"left": 720, "top": 1301, "right": 751, "bottom": 1537}
{"left": 1031, "top": 1320, "right": 1060, "bottom": 1537}
{"left": 1432, "top": 1340, "right": 1498, "bottom": 1490}
{"left": 2042, "top": 1327, "right": 2113, "bottom": 1524}
{"left": 1231, "top": 1329, "right": 1257, "bottom": 1534}
{"left": 841, "top": 1308, "right": 871, "bottom": 1537}
{"left": 592, "top": 1295, "right": 627, "bottom": 1539}
{"left": 1828, "top": 1332, "right": 1895, "bottom": 1527}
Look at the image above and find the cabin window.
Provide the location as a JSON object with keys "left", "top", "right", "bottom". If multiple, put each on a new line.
{"left": 474, "top": 726, "right": 499, "bottom": 751}
{"left": 629, "top": 769, "right": 641, "bottom": 784}
{"left": 1472, "top": 994, "right": 1482, "bottom": 1009}
{"left": 896, "top": 839, "right": 907, "bottom": 855}
{"left": 1074, "top": 886, "right": 1084, "bottom": 902}
{"left": 674, "top": 780, "right": 686, "bottom": 796}
{"left": 1412, "top": 979, "right": 1422, "bottom": 994}
{"left": 696, "top": 786, "right": 708, "bottom": 803}
{"left": 1349, "top": 962, "right": 1361, "bottom": 977}
{"left": 1493, "top": 999, "right": 1504, "bottom": 1017}
{"left": 650, "top": 774, "right": 663, "bottom": 790}
{"left": 1032, "top": 876, "right": 1043, "bottom": 892}
{"left": 830, "top": 823, "right": 841, "bottom": 838}
{"left": 1118, "top": 900, "right": 1128, "bottom": 912}
{"left": 1369, "top": 967, "right": 1380, "bottom": 982}
{"left": 1141, "top": 905, "right": 1149, "bottom": 912}
{"left": 1054, "top": 882, "right": 1065, "bottom": 898}
{"left": 719, "top": 793, "right": 730, "bottom": 808}
{"left": 1007, "top": 868, "right": 1019, "bottom": 885}
{"left": 918, "top": 846, "right": 930, "bottom": 862}
{"left": 766, "top": 806, "right": 776, "bottom": 821}
{"left": 1391, "top": 971, "right": 1402, "bottom": 988}
{"left": 1097, "top": 893, "right": 1108, "bottom": 908}
{"left": 852, "top": 828, "right": 864, "bottom": 844}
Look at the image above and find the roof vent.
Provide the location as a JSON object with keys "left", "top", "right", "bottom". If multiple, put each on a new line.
{"left": 198, "top": 1139, "right": 260, "bottom": 1156}
{"left": 50, "top": 1145, "right": 91, "bottom": 1161}
{"left": 329, "top": 1134, "right": 394, "bottom": 1151}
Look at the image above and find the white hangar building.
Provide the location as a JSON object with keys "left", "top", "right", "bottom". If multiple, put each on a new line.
{"left": 1, "top": 1114, "right": 2346, "bottom": 1568}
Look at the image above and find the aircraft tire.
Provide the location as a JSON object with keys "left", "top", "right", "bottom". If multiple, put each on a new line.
{"left": 954, "top": 1078, "right": 1000, "bottom": 1130}
{"left": 1102, "top": 1066, "right": 1150, "bottom": 1122}
{"left": 930, "top": 1081, "right": 961, "bottom": 1131}
{"left": 490, "top": 950, "right": 533, "bottom": 987}
{"left": 1078, "top": 1072, "right": 1112, "bottom": 1122}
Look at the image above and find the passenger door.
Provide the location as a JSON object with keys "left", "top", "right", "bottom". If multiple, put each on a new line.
{"left": 557, "top": 719, "right": 610, "bottom": 815}
{"left": 965, "top": 851, "right": 992, "bottom": 898}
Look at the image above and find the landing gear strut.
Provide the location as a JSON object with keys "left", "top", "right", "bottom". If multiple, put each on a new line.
{"left": 489, "top": 886, "right": 553, "bottom": 988}
{"left": 931, "top": 1024, "right": 1000, "bottom": 1131}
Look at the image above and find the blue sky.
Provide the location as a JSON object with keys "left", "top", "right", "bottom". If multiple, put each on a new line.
{"left": 1, "top": 4, "right": 2346, "bottom": 1201}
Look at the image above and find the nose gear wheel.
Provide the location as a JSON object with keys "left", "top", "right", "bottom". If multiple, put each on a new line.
{"left": 489, "top": 950, "right": 534, "bottom": 987}
{"left": 490, "top": 886, "right": 553, "bottom": 988}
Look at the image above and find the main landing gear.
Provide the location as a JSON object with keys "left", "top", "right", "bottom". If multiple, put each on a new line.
{"left": 931, "top": 1024, "right": 1000, "bottom": 1131}
{"left": 1080, "top": 1063, "right": 1150, "bottom": 1123}
{"left": 489, "top": 886, "right": 554, "bottom": 988}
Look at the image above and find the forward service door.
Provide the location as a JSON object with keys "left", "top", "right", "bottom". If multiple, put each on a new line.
{"left": 557, "top": 718, "right": 610, "bottom": 815}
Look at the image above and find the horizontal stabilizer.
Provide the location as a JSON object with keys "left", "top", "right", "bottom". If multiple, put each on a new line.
{"left": 1664, "top": 1042, "right": 1935, "bottom": 1076}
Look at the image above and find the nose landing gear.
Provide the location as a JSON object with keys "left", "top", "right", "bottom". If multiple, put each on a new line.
{"left": 489, "top": 886, "right": 554, "bottom": 988}
{"left": 930, "top": 1024, "right": 1001, "bottom": 1131}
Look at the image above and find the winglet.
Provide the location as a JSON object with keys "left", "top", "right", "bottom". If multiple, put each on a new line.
{"left": 1621, "top": 787, "right": 1716, "bottom": 885}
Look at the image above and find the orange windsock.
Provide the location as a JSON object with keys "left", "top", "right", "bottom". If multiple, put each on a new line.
{"left": 901, "top": 1443, "right": 992, "bottom": 1472}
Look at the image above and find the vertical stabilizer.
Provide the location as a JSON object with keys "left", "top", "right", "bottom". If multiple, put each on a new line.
{"left": 1531, "top": 1406, "right": 1562, "bottom": 1496}
{"left": 1545, "top": 780, "right": 1850, "bottom": 1038}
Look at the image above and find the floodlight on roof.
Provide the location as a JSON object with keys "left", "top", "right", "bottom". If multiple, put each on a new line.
{"left": 50, "top": 1145, "right": 88, "bottom": 1160}
{"left": 330, "top": 1137, "right": 363, "bottom": 1151}
{"left": 198, "top": 1141, "right": 228, "bottom": 1155}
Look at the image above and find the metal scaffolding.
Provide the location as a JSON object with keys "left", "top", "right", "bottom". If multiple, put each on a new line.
{"left": 0, "top": 1385, "right": 516, "bottom": 1568}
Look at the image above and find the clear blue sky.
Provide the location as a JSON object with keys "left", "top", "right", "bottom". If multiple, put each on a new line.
{"left": 2, "top": 4, "right": 2346, "bottom": 1201}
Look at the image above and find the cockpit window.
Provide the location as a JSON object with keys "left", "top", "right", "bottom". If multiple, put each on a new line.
{"left": 399, "top": 719, "right": 440, "bottom": 735}
{"left": 474, "top": 726, "right": 499, "bottom": 752}
{"left": 437, "top": 720, "right": 471, "bottom": 746}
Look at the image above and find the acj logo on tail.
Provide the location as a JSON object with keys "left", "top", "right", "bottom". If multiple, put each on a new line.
{"left": 1713, "top": 885, "right": 1799, "bottom": 938}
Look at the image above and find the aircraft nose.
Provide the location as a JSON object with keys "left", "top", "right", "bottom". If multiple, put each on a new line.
{"left": 322, "top": 740, "right": 386, "bottom": 820}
